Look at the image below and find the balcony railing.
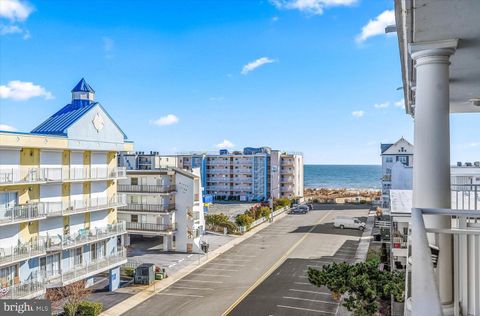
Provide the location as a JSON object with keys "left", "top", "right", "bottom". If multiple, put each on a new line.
{"left": 0, "top": 279, "right": 45, "bottom": 300}
{"left": 0, "top": 238, "right": 47, "bottom": 268}
{"left": 207, "top": 169, "right": 231, "bottom": 174}
{"left": 280, "top": 169, "right": 294, "bottom": 174}
{"left": 119, "top": 203, "right": 175, "bottom": 213}
{"left": 0, "top": 203, "right": 46, "bottom": 226}
{"left": 46, "top": 248, "right": 127, "bottom": 286}
{"left": 45, "top": 221, "right": 126, "bottom": 251}
{"left": 44, "top": 194, "right": 127, "bottom": 217}
{"left": 232, "top": 169, "right": 252, "bottom": 174}
{"left": 451, "top": 183, "right": 480, "bottom": 210}
{"left": 207, "top": 177, "right": 230, "bottom": 182}
{"left": 207, "top": 186, "right": 230, "bottom": 191}
{"left": 118, "top": 184, "right": 176, "bottom": 193}
{"left": 0, "top": 167, "right": 126, "bottom": 185}
{"left": 125, "top": 222, "right": 175, "bottom": 233}
{"left": 409, "top": 208, "right": 480, "bottom": 316}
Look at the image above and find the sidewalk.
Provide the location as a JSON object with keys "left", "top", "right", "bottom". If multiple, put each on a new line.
{"left": 353, "top": 210, "right": 375, "bottom": 263}
{"left": 101, "top": 209, "right": 289, "bottom": 316}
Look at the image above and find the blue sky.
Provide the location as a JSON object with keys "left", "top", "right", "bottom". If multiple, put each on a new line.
{"left": 1, "top": 0, "right": 479, "bottom": 164}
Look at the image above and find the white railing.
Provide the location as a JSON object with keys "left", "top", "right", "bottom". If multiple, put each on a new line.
{"left": 451, "top": 184, "right": 480, "bottom": 210}
{"left": 46, "top": 248, "right": 127, "bottom": 286}
{"left": 118, "top": 184, "right": 176, "bottom": 193}
{"left": 119, "top": 203, "right": 175, "bottom": 213}
{"left": 0, "top": 238, "right": 47, "bottom": 267}
{"left": 410, "top": 208, "right": 480, "bottom": 316}
{"left": 0, "top": 203, "right": 46, "bottom": 225}
{"left": 232, "top": 169, "right": 252, "bottom": 174}
{"left": 207, "top": 177, "right": 230, "bottom": 182}
{"left": 43, "top": 194, "right": 126, "bottom": 217}
{"left": 45, "top": 221, "right": 126, "bottom": 251}
{"left": 281, "top": 168, "right": 294, "bottom": 174}
{"left": 207, "top": 169, "right": 231, "bottom": 174}
{"left": 0, "top": 278, "right": 46, "bottom": 300}
{"left": 0, "top": 166, "right": 127, "bottom": 185}
{"left": 125, "top": 222, "right": 176, "bottom": 232}
{"left": 207, "top": 186, "right": 231, "bottom": 191}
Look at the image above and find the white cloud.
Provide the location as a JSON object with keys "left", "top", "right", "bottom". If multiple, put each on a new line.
{"left": 0, "top": 0, "right": 33, "bottom": 21}
{"left": 0, "top": 80, "right": 53, "bottom": 101}
{"left": 152, "top": 114, "right": 179, "bottom": 126}
{"left": 272, "top": 16, "right": 279, "bottom": 22}
{"left": 0, "top": 124, "right": 17, "bottom": 132}
{"left": 373, "top": 101, "right": 389, "bottom": 109}
{"left": 215, "top": 140, "right": 235, "bottom": 149}
{"left": 270, "top": 0, "right": 357, "bottom": 16}
{"left": 356, "top": 10, "right": 395, "bottom": 43}
{"left": 241, "top": 57, "right": 277, "bottom": 75}
{"left": 352, "top": 110, "right": 364, "bottom": 118}
{"left": 394, "top": 98, "right": 405, "bottom": 108}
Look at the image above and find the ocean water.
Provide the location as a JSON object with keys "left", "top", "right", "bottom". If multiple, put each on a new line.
{"left": 304, "top": 165, "right": 381, "bottom": 189}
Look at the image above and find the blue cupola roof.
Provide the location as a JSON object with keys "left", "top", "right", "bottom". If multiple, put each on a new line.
{"left": 71, "top": 78, "right": 95, "bottom": 93}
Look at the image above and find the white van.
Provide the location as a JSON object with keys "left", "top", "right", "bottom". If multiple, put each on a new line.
{"left": 333, "top": 216, "right": 366, "bottom": 231}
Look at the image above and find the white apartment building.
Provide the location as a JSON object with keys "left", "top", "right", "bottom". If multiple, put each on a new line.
{"left": 395, "top": 1, "right": 480, "bottom": 314}
{"left": 119, "top": 147, "right": 304, "bottom": 201}
{"left": 0, "top": 78, "right": 132, "bottom": 299}
{"left": 177, "top": 147, "right": 304, "bottom": 201}
{"left": 380, "top": 138, "right": 414, "bottom": 208}
{"left": 118, "top": 168, "right": 205, "bottom": 253}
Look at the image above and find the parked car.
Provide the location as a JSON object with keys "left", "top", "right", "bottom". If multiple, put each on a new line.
{"left": 333, "top": 216, "right": 366, "bottom": 231}
{"left": 298, "top": 205, "right": 310, "bottom": 212}
{"left": 290, "top": 207, "right": 308, "bottom": 214}
{"left": 306, "top": 204, "right": 313, "bottom": 210}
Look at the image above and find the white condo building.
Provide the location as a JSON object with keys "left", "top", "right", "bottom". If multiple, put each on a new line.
{"left": 394, "top": 0, "right": 480, "bottom": 314}
{"left": 380, "top": 138, "right": 414, "bottom": 207}
{"left": 0, "top": 79, "right": 132, "bottom": 299}
{"left": 117, "top": 168, "right": 205, "bottom": 253}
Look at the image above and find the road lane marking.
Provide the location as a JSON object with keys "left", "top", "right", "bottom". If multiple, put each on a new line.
{"left": 157, "top": 293, "right": 204, "bottom": 298}
{"left": 289, "top": 288, "right": 331, "bottom": 295}
{"left": 208, "top": 263, "right": 245, "bottom": 267}
{"left": 221, "top": 210, "right": 332, "bottom": 316}
{"left": 201, "top": 268, "right": 238, "bottom": 272}
{"left": 283, "top": 296, "right": 337, "bottom": 304}
{"left": 178, "top": 279, "right": 223, "bottom": 284}
{"left": 276, "top": 305, "right": 335, "bottom": 314}
{"left": 191, "top": 273, "right": 232, "bottom": 277}
{"left": 215, "top": 259, "right": 250, "bottom": 262}
{"left": 168, "top": 286, "right": 214, "bottom": 291}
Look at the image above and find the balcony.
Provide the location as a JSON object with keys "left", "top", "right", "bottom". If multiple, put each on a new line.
{"left": 0, "top": 279, "right": 46, "bottom": 300}
{"left": 231, "top": 186, "right": 252, "bottom": 191}
{"left": 0, "top": 203, "right": 47, "bottom": 226}
{"left": 119, "top": 203, "right": 175, "bottom": 214}
{"left": 280, "top": 168, "right": 294, "bottom": 175}
{"left": 207, "top": 169, "right": 231, "bottom": 175}
{"left": 45, "top": 221, "right": 126, "bottom": 251}
{"left": 125, "top": 222, "right": 175, "bottom": 234}
{"left": 0, "top": 239, "right": 47, "bottom": 268}
{"left": 382, "top": 175, "right": 392, "bottom": 181}
{"left": 46, "top": 248, "right": 127, "bottom": 287}
{"left": 44, "top": 194, "right": 126, "bottom": 217}
{"left": 207, "top": 177, "right": 230, "bottom": 182}
{"left": 280, "top": 177, "right": 294, "bottom": 183}
{"left": 408, "top": 208, "right": 480, "bottom": 315}
{"left": 0, "top": 167, "right": 126, "bottom": 186}
{"left": 118, "top": 184, "right": 176, "bottom": 194}
{"left": 207, "top": 185, "right": 230, "bottom": 191}
{"left": 281, "top": 186, "right": 294, "bottom": 192}
{"left": 232, "top": 169, "right": 252, "bottom": 174}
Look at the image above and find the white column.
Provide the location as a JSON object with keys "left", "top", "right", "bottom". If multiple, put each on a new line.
{"left": 410, "top": 40, "right": 457, "bottom": 306}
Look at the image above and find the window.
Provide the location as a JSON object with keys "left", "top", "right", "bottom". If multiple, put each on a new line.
{"left": 386, "top": 168, "right": 392, "bottom": 175}
{"left": 386, "top": 157, "right": 393, "bottom": 163}
{"left": 131, "top": 177, "right": 138, "bottom": 185}
{"left": 397, "top": 156, "right": 408, "bottom": 165}
{"left": 74, "top": 247, "right": 83, "bottom": 265}
{"left": 131, "top": 214, "right": 138, "bottom": 222}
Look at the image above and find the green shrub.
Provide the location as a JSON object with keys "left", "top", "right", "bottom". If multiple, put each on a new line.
{"left": 235, "top": 213, "right": 254, "bottom": 228}
{"left": 64, "top": 303, "right": 76, "bottom": 316}
{"left": 205, "top": 213, "right": 238, "bottom": 234}
{"left": 77, "top": 301, "right": 103, "bottom": 316}
{"left": 123, "top": 267, "right": 134, "bottom": 277}
{"left": 259, "top": 206, "right": 271, "bottom": 219}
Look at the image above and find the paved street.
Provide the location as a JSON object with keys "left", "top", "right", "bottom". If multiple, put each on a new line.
{"left": 122, "top": 206, "right": 368, "bottom": 316}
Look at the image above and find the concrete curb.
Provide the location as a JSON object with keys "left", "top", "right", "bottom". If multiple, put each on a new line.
{"left": 101, "top": 210, "right": 289, "bottom": 316}
{"left": 353, "top": 210, "right": 375, "bottom": 263}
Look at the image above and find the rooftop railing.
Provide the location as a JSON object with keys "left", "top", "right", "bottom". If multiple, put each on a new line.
{"left": 119, "top": 203, "right": 175, "bottom": 213}
{"left": 45, "top": 221, "right": 126, "bottom": 251}
{"left": 125, "top": 222, "right": 175, "bottom": 233}
{"left": 451, "top": 183, "right": 480, "bottom": 210}
{"left": 0, "top": 203, "right": 46, "bottom": 226}
{"left": 118, "top": 184, "right": 176, "bottom": 193}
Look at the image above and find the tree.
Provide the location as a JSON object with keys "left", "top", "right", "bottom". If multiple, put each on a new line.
{"left": 46, "top": 280, "right": 92, "bottom": 316}
{"left": 308, "top": 260, "right": 404, "bottom": 316}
